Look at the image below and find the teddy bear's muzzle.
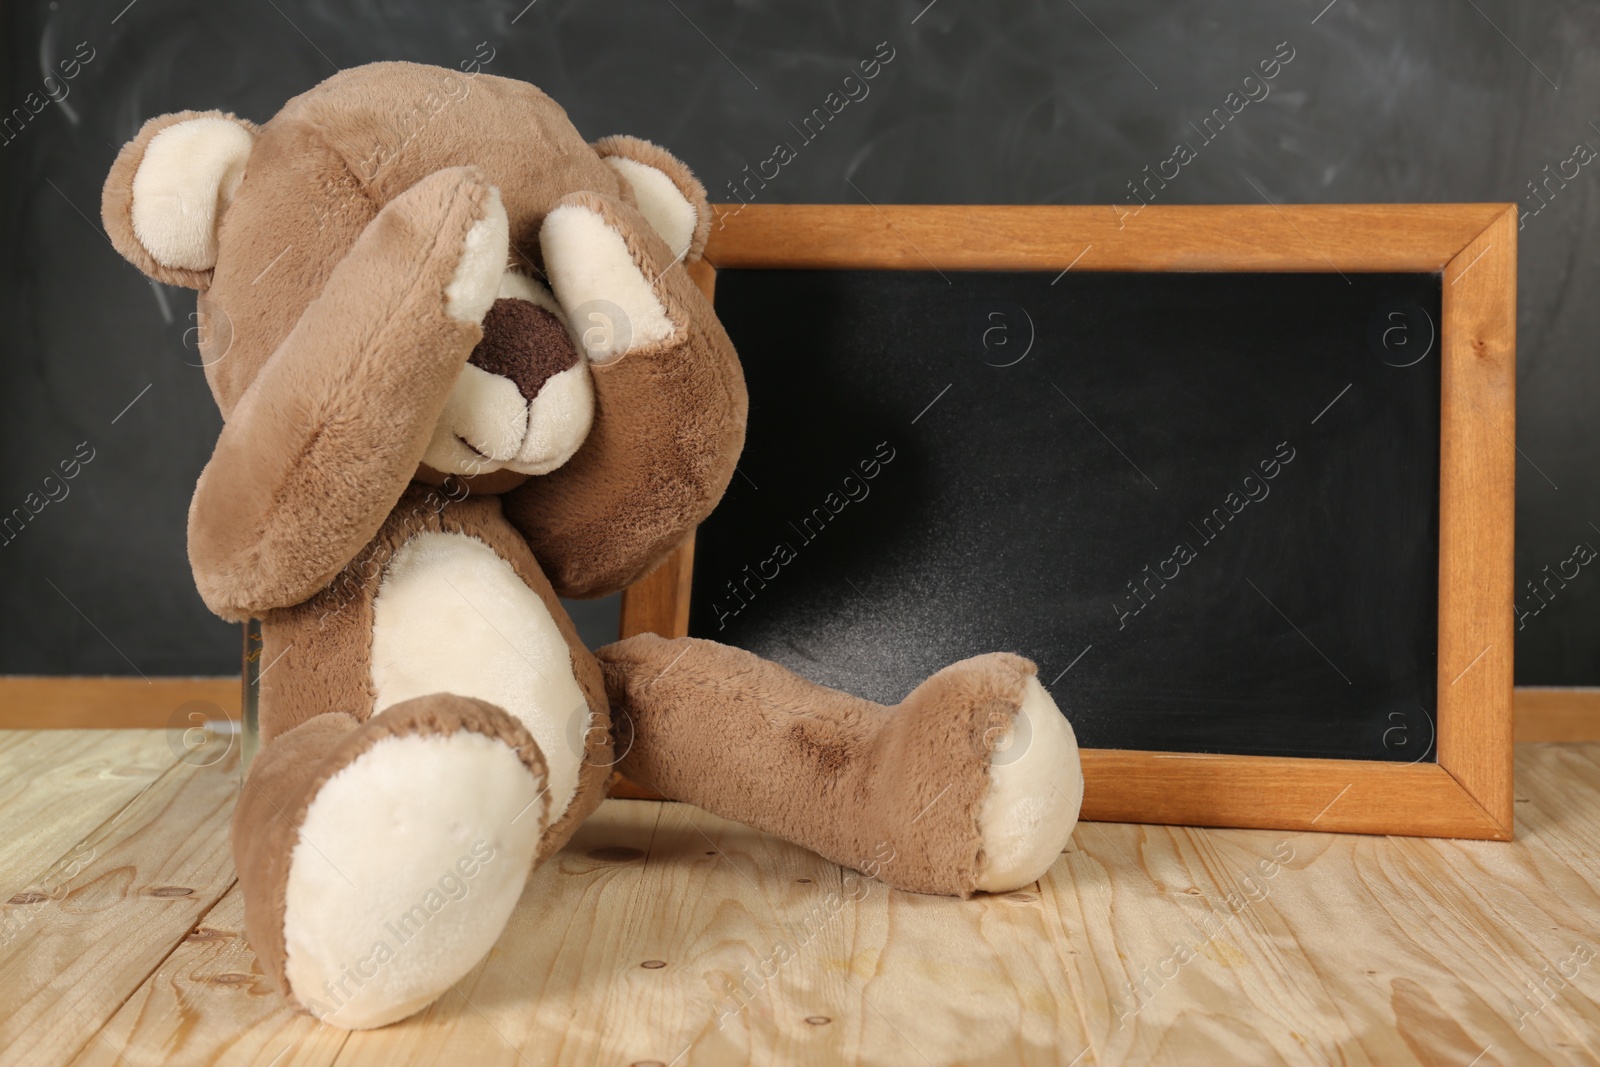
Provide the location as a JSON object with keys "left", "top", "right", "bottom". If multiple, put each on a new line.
{"left": 418, "top": 290, "right": 595, "bottom": 479}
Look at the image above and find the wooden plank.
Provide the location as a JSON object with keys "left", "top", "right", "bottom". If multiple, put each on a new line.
{"left": 1124, "top": 825, "right": 1588, "bottom": 1064}
{"left": 0, "top": 729, "right": 178, "bottom": 901}
{"left": 1029, "top": 812, "right": 1600, "bottom": 1065}
{"left": 1052, "top": 823, "right": 1369, "bottom": 1064}
{"left": 1081, "top": 751, "right": 1508, "bottom": 839}
{"left": 1507, "top": 743, "right": 1600, "bottom": 1057}
{"left": 1516, "top": 688, "right": 1600, "bottom": 742}
{"left": 14, "top": 745, "right": 1599, "bottom": 1064}
{"left": 1436, "top": 206, "right": 1519, "bottom": 836}
{"left": 70, "top": 885, "right": 350, "bottom": 1067}
{"left": 704, "top": 203, "right": 1507, "bottom": 273}
{"left": 1509, "top": 744, "right": 1600, "bottom": 900}
{"left": 842, "top": 835, "right": 1089, "bottom": 1065}
{"left": 0, "top": 676, "right": 240, "bottom": 729}
{"left": 0, "top": 745, "right": 239, "bottom": 1067}
{"left": 594, "top": 803, "right": 860, "bottom": 1065}
{"left": 1392, "top": 843, "right": 1600, "bottom": 1056}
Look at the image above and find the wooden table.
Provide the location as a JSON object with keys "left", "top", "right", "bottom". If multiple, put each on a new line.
{"left": 1, "top": 729, "right": 1597, "bottom": 1066}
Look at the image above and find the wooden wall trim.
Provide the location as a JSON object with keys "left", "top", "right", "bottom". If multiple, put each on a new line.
{"left": 0, "top": 677, "right": 241, "bottom": 730}
{"left": 1514, "top": 688, "right": 1600, "bottom": 742}
{"left": 9, "top": 679, "right": 1590, "bottom": 738}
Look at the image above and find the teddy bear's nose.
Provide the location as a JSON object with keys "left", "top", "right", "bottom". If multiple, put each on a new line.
{"left": 467, "top": 298, "right": 582, "bottom": 402}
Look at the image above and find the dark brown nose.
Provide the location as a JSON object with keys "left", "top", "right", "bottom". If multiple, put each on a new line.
{"left": 468, "top": 298, "right": 581, "bottom": 402}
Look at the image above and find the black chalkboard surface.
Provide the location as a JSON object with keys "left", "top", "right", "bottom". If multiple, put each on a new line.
{"left": 690, "top": 268, "right": 1443, "bottom": 764}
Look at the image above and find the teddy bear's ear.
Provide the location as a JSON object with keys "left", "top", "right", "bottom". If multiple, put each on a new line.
{"left": 102, "top": 110, "right": 257, "bottom": 289}
{"left": 591, "top": 135, "right": 712, "bottom": 263}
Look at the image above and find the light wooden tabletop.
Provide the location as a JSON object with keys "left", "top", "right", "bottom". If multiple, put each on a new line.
{"left": 0, "top": 728, "right": 1596, "bottom": 1066}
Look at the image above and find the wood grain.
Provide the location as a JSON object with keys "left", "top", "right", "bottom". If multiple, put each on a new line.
{"left": 0, "top": 729, "right": 178, "bottom": 901}
{"left": 703, "top": 203, "right": 1507, "bottom": 273}
{"left": 0, "top": 739, "right": 239, "bottom": 1067}
{"left": 6, "top": 728, "right": 1600, "bottom": 1066}
{"left": 70, "top": 886, "right": 350, "bottom": 1067}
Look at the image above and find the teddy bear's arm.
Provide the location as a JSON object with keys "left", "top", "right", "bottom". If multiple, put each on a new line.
{"left": 188, "top": 167, "right": 510, "bottom": 620}
{"left": 501, "top": 191, "right": 748, "bottom": 599}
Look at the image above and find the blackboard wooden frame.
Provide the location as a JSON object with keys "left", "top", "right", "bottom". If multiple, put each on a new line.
{"left": 618, "top": 203, "right": 1517, "bottom": 841}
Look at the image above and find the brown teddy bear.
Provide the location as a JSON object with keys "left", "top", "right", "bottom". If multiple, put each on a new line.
{"left": 101, "top": 61, "right": 1082, "bottom": 1029}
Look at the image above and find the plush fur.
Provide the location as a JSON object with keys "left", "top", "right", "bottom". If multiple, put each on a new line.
{"left": 100, "top": 61, "right": 1083, "bottom": 1030}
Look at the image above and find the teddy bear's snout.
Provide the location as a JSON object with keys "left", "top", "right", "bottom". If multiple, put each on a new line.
{"left": 468, "top": 298, "right": 581, "bottom": 402}
{"left": 417, "top": 286, "right": 596, "bottom": 479}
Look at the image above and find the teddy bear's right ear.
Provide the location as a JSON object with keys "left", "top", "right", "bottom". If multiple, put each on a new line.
{"left": 591, "top": 135, "right": 712, "bottom": 264}
{"left": 102, "top": 110, "right": 257, "bottom": 289}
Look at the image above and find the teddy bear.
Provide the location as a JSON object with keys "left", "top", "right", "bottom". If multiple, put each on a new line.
{"left": 101, "top": 61, "right": 1083, "bottom": 1030}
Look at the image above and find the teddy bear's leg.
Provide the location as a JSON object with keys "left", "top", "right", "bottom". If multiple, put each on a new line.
{"left": 598, "top": 635, "right": 1083, "bottom": 897}
{"left": 233, "top": 694, "right": 551, "bottom": 1029}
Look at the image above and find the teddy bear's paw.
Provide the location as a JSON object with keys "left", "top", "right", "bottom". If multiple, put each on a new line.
{"left": 539, "top": 193, "right": 677, "bottom": 363}
{"left": 972, "top": 675, "right": 1083, "bottom": 892}
{"left": 279, "top": 708, "right": 547, "bottom": 1029}
{"left": 443, "top": 181, "right": 510, "bottom": 325}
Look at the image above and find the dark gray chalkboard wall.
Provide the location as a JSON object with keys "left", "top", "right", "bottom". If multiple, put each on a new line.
{"left": 1, "top": 0, "right": 1594, "bottom": 683}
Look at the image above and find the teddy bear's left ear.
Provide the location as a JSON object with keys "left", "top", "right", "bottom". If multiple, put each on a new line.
{"left": 102, "top": 110, "right": 257, "bottom": 289}
{"left": 591, "top": 135, "right": 711, "bottom": 263}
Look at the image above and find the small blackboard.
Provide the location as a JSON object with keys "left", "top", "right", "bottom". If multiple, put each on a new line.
{"left": 619, "top": 204, "right": 1517, "bottom": 839}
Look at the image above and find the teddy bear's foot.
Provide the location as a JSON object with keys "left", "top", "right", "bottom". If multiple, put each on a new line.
{"left": 233, "top": 694, "right": 550, "bottom": 1029}
{"left": 598, "top": 636, "right": 1083, "bottom": 898}
{"left": 935, "top": 667, "right": 1084, "bottom": 892}
{"left": 843, "top": 651, "right": 1084, "bottom": 895}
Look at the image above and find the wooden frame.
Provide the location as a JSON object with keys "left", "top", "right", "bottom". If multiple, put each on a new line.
{"left": 619, "top": 203, "right": 1518, "bottom": 840}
